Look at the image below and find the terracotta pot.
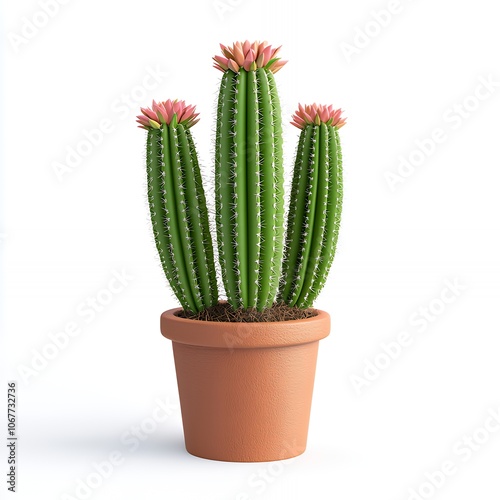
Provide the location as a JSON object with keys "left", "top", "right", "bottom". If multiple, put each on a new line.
{"left": 160, "top": 307, "right": 330, "bottom": 462}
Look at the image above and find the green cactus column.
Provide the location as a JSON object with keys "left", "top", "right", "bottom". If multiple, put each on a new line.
{"left": 279, "top": 104, "right": 346, "bottom": 309}
{"left": 214, "top": 41, "right": 286, "bottom": 310}
{"left": 139, "top": 100, "right": 218, "bottom": 313}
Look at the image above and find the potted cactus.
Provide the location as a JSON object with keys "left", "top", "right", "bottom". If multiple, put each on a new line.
{"left": 137, "top": 40, "right": 346, "bottom": 462}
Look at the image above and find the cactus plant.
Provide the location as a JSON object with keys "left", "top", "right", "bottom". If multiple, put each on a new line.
{"left": 279, "top": 104, "right": 346, "bottom": 309}
{"left": 137, "top": 99, "right": 218, "bottom": 313}
{"left": 213, "top": 41, "right": 286, "bottom": 311}
{"left": 137, "top": 41, "right": 346, "bottom": 316}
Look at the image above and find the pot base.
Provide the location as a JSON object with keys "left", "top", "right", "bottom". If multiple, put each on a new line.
{"left": 173, "top": 341, "right": 318, "bottom": 462}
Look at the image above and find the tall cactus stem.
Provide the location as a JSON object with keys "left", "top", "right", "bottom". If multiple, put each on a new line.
{"left": 215, "top": 65, "right": 284, "bottom": 310}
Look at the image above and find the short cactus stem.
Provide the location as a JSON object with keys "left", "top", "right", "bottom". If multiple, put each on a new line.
{"left": 138, "top": 99, "right": 218, "bottom": 313}
{"left": 279, "top": 104, "right": 345, "bottom": 308}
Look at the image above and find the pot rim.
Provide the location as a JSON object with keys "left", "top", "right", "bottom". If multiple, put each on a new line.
{"left": 160, "top": 307, "right": 330, "bottom": 349}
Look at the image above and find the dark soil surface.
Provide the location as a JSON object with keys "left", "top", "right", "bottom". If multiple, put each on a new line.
{"left": 177, "top": 302, "right": 318, "bottom": 322}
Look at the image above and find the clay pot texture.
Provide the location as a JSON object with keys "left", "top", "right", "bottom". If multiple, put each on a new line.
{"left": 160, "top": 307, "right": 330, "bottom": 462}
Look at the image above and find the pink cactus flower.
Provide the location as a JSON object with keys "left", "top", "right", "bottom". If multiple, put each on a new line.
{"left": 136, "top": 99, "right": 199, "bottom": 130}
{"left": 291, "top": 103, "right": 347, "bottom": 130}
{"left": 213, "top": 40, "right": 287, "bottom": 74}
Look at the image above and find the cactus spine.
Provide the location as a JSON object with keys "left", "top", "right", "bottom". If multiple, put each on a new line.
{"left": 139, "top": 100, "right": 218, "bottom": 313}
{"left": 214, "top": 41, "right": 286, "bottom": 311}
{"left": 279, "top": 104, "right": 346, "bottom": 308}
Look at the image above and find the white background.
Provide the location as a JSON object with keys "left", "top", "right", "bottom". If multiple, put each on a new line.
{"left": 2, "top": 0, "right": 500, "bottom": 499}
